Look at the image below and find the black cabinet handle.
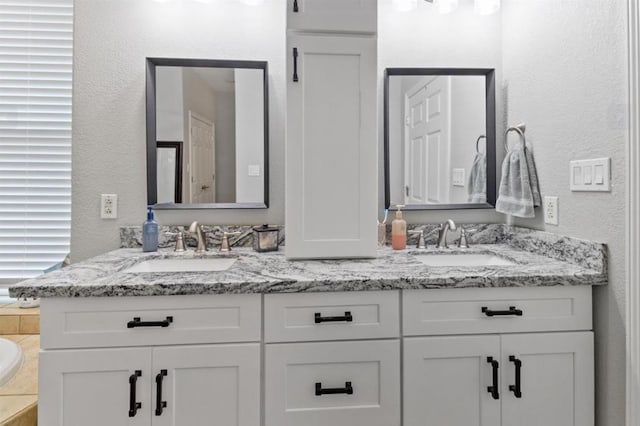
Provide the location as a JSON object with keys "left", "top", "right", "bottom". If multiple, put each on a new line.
{"left": 155, "top": 370, "right": 168, "bottom": 416}
{"left": 486, "top": 357, "right": 500, "bottom": 400}
{"left": 128, "top": 370, "right": 142, "bottom": 417}
{"left": 509, "top": 356, "right": 523, "bottom": 398}
{"left": 293, "top": 48, "right": 299, "bottom": 82}
{"left": 293, "top": 0, "right": 299, "bottom": 12}
{"left": 315, "top": 381, "right": 353, "bottom": 396}
{"left": 314, "top": 311, "right": 353, "bottom": 324}
{"left": 127, "top": 316, "right": 173, "bottom": 328}
{"left": 481, "top": 306, "right": 523, "bottom": 317}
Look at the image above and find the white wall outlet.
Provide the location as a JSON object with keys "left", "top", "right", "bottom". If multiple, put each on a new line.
{"left": 570, "top": 158, "right": 611, "bottom": 192}
{"left": 544, "top": 196, "right": 559, "bottom": 226}
{"left": 452, "top": 168, "right": 466, "bottom": 187}
{"left": 100, "top": 194, "right": 118, "bottom": 219}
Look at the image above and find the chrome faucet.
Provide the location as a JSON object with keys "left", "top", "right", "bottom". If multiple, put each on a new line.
{"left": 188, "top": 221, "right": 208, "bottom": 253}
{"left": 437, "top": 219, "right": 457, "bottom": 249}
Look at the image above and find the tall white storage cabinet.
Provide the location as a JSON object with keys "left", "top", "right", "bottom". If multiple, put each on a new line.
{"left": 285, "top": 3, "right": 378, "bottom": 259}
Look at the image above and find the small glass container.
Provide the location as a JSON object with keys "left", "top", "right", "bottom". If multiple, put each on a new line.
{"left": 252, "top": 225, "right": 280, "bottom": 252}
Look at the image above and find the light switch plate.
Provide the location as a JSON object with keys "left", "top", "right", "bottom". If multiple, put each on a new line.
{"left": 248, "top": 165, "right": 261, "bottom": 177}
{"left": 570, "top": 158, "right": 611, "bottom": 192}
{"left": 100, "top": 194, "right": 117, "bottom": 219}
{"left": 452, "top": 168, "right": 465, "bottom": 187}
{"left": 544, "top": 196, "right": 559, "bottom": 226}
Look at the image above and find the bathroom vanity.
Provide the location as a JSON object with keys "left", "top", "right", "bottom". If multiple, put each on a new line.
{"left": 10, "top": 225, "right": 605, "bottom": 426}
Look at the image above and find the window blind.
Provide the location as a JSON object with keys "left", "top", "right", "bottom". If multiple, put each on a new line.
{"left": 0, "top": 0, "right": 73, "bottom": 289}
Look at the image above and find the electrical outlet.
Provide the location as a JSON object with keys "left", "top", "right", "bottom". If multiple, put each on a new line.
{"left": 544, "top": 196, "right": 559, "bottom": 226}
{"left": 100, "top": 194, "right": 118, "bottom": 219}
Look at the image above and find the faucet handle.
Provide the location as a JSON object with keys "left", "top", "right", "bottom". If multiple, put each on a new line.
{"left": 165, "top": 231, "right": 186, "bottom": 252}
{"left": 409, "top": 230, "right": 426, "bottom": 249}
{"left": 220, "top": 232, "right": 242, "bottom": 252}
{"left": 457, "top": 228, "right": 470, "bottom": 249}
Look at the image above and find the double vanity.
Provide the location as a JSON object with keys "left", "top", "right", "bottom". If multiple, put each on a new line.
{"left": 10, "top": 224, "right": 605, "bottom": 426}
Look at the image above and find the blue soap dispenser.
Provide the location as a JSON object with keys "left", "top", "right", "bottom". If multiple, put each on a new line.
{"left": 143, "top": 206, "right": 158, "bottom": 252}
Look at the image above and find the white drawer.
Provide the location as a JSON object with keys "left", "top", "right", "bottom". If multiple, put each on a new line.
{"left": 403, "top": 286, "right": 592, "bottom": 336}
{"left": 264, "top": 291, "right": 400, "bottom": 342}
{"left": 41, "top": 294, "right": 261, "bottom": 349}
{"left": 265, "top": 340, "right": 400, "bottom": 426}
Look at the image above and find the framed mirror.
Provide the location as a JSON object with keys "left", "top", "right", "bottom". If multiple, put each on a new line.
{"left": 146, "top": 58, "right": 269, "bottom": 209}
{"left": 384, "top": 68, "right": 496, "bottom": 210}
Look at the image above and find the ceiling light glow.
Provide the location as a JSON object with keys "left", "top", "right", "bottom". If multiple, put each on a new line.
{"left": 474, "top": 0, "right": 500, "bottom": 15}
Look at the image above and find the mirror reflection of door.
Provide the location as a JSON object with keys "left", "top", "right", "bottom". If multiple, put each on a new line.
{"left": 404, "top": 76, "right": 451, "bottom": 205}
{"left": 188, "top": 112, "right": 215, "bottom": 204}
{"left": 156, "top": 142, "right": 183, "bottom": 204}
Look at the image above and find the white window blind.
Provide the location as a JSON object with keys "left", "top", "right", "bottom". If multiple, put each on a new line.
{"left": 0, "top": 0, "right": 73, "bottom": 290}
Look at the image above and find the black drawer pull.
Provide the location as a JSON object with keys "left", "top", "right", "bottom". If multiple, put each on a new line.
{"left": 509, "top": 356, "right": 523, "bottom": 398}
{"left": 486, "top": 357, "right": 500, "bottom": 400}
{"left": 315, "top": 381, "right": 353, "bottom": 396}
{"left": 128, "top": 316, "right": 173, "bottom": 328}
{"left": 128, "top": 370, "right": 142, "bottom": 417}
{"left": 314, "top": 311, "right": 353, "bottom": 324}
{"left": 293, "top": 48, "right": 299, "bottom": 82}
{"left": 481, "top": 306, "right": 523, "bottom": 317}
{"left": 293, "top": 0, "right": 299, "bottom": 12}
{"left": 155, "top": 370, "right": 168, "bottom": 416}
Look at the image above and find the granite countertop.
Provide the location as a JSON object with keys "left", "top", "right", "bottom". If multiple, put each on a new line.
{"left": 9, "top": 225, "right": 608, "bottom": 298}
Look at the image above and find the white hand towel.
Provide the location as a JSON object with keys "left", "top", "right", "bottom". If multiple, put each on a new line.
{"left": 495, "top": 145, "right": 541, "bottom": 218}
{"left": 467, "top": 152, "right": 487, "bottom": 203}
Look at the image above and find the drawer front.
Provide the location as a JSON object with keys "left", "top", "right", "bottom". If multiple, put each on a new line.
{"left": 403, "top": 286, "right": 592, "bottom": 336}
{"left": 265, "top": 340, "right": 400, "bottom": 426}
{"left": 265, "top": 291, "right": 400, "bottom": 342}
{"left": 41, "top": 294, "right": 261, "bottom": 349}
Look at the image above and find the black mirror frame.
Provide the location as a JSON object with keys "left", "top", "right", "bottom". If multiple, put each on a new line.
{"left": 146, "top": 57, "right": 270, "bottom": 210}
{"left": 383, "top": 68, "right": 497, "bottom": 211}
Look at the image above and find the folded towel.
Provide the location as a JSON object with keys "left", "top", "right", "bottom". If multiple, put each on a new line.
{"left": 467, "top": 152, "right": 487, "bottom": 203}
{"left": 496, "top": 145, "right": 541, "bottom": 218}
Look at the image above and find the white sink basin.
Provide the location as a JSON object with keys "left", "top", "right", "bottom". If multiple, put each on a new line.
{"left": 124, "top": 258, "right": 237, "bottom": 273}
{"left": 0, "top": 338, "right": 23, "bottom": 387}
{"left": 415, "top": 253, "right": 516, "bottom": 267}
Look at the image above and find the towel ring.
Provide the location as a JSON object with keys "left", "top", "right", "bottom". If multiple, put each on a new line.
{"left": 475, "top": 135, "right": 486, "bottom": 154}
{"left": 504, "top": 124, "right": 527, "bottom": 153}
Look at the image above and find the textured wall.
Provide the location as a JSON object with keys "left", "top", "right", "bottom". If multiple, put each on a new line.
{"left": 502, "top": 1, "right": 628, "bottom": 425}
{"left": 71, "top": 0, "right": 285, "bottom": 261}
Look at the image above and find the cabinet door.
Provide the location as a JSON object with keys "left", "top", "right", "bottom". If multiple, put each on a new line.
{"left": 39, "top": 348, "right": 152, "bottom": 426}
{"left": 287, "top": 0, "right": 377, "bottom": 33}
{"left": 501, "top": 332, "right": 594, "bottom": 426}
{"left": 403, "top": 336, "right": 501, "bottom": 426}
{"left": 152, "top": 344, "right": 260, "bottom": 426}
{"left": 286, "top": 34, "right": 377, "bottom": 259}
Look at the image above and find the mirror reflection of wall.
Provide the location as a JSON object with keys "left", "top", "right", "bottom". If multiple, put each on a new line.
{"left": 386, "top": 72, "right": 492, "bottom": 209}
{"left": 155, "top": 66, "right": 265, "bottom": 205}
